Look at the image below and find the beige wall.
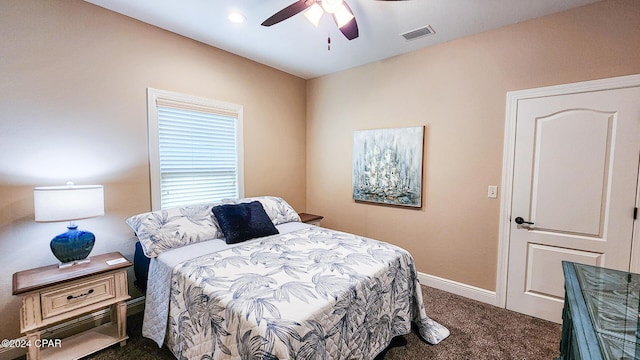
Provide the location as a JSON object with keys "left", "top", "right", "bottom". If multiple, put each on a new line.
{"left": 1, "top": 0, "right": 639, "bottom": 349}
{"left": 306, "top": 0, "right": 640, "bottom": 291}
{"left": 0, "top": 0, "right": 306, "bottom": 342}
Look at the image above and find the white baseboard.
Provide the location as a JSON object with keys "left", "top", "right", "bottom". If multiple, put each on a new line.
{"left": 418, "top": 271, "right": 497, "bottom": 306}
{"left": 0, "top": 296, "right": 145, "bottom": 360}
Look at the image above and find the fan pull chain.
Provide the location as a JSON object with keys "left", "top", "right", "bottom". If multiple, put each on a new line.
{"left": 328, "top": 32, "right": 331, "bottom": 51}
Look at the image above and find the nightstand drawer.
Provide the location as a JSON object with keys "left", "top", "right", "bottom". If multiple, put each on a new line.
{"left": 41, "top": 274, "right": 116, "bottom": 319}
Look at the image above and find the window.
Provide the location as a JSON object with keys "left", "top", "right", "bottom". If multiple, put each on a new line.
{"left": 147, "top": 88, "right": 244, "bottom": 210}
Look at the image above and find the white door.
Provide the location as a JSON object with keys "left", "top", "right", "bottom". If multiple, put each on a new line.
{"left": 506, "top": 85, "right": 640, "bottom": 323}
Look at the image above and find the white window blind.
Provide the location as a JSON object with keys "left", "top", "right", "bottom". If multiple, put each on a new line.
{"left": 147, "top": 88, "right": 244, "bottom": 210}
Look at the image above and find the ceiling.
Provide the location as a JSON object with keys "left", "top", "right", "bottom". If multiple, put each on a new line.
{"left": 84, "top": 0, "right": 600, "bottom": 79}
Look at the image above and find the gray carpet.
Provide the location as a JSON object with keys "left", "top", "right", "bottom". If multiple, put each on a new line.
{"left": 380, "top": 286, "right": 561, "bottom": 359}
{"left": 42, "top": 286, "right": 562, "bottom": 360}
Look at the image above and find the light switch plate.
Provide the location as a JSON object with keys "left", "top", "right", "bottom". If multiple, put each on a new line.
{"left": 488, "top": 185, "right": 498, "bottom": 199}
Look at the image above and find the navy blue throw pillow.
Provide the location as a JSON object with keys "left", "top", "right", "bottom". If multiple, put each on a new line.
{"left": 212, "top": 201, "right": 279, "bottom": 244}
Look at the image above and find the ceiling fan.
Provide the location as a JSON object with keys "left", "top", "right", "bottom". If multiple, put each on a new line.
{"left": 261, "top": 0, "right": 409, "bottom": 41}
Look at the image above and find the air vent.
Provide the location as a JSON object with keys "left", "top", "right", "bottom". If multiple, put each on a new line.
{"left": 401, "top": 25, "right": 435, "bottom": 41}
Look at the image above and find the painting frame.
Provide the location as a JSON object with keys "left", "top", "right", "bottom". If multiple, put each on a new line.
{"left": 352, "top": 126, "right": 425, "bottom": 208}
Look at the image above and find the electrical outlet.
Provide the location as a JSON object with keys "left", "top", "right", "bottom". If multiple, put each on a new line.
{"left": 488, "top": 185, "right": 498, "bottom": 199}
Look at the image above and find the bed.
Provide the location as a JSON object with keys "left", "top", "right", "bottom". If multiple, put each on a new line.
{"left": 127, "top": 196, "right": 449, "bottom": 359}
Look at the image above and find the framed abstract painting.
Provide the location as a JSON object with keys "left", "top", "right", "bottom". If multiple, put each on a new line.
{"left": 352, "top": 126, "right": 424, "bottom": 208}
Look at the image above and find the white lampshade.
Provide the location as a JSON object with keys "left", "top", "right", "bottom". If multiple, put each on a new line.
{"left": 334, "top": 4, "right": 354, "bottom": 28}
{"left": 304, "top": 3, "right": 324, "bottom": 27}
{"left": 34, "top": 184, "right": 104, "bottom": 222}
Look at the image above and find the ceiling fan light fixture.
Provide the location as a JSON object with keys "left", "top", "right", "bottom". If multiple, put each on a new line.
{"left": 334, "top": 4, "right": 354, "bottom": 28}
{"left": 303, "top": 3, "right": 324, "bottom": 27}
{"left": 321, "top": 0, "right": 343, "bottom": 14}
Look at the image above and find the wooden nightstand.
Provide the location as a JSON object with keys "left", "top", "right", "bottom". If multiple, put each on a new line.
{"left": 299, "top": 212, "right": 324, "bottom": 226}
{"left": 13, "top": 252, "right": 131, "bottom": 360}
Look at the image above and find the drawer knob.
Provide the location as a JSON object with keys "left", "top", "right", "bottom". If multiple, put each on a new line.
{"left": 66, "top": 288, "right": 94, "bottom": 301}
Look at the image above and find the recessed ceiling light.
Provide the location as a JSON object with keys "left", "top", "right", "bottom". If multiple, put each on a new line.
{"left": 228, "top": 12, "right": 246, "bottom": 24}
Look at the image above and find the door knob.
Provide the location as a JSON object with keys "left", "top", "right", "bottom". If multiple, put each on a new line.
{"left": 514, "top": 217, "right": 534, "bottom": 225}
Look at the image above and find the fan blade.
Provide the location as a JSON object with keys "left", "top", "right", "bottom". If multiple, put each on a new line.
{"left": 334, "top": 2, "right": 359, "bottom": 40}
{"left": 261, "top": 0, "right": 313, "bottom": 26}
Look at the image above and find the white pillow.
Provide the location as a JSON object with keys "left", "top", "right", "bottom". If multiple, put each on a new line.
{"left": 227, "top": 196, "right": 301, "bottom": 225}
{"left": 126, "top": 203, "right": 222, "bottom": 258}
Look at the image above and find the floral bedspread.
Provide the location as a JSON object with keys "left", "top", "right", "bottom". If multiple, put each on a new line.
{"left": 166, "top": 226, "right": 449, "bottom": 359}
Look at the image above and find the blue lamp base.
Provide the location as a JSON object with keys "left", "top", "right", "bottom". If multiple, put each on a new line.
{"left": 50, "top": 224, "right": 95, "bottom": 268}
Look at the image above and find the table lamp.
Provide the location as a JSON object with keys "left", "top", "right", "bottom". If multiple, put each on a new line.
{"left": 34, "top": 183, "right": 104, "bottom": 268}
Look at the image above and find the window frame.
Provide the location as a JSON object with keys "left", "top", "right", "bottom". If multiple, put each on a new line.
{"left": 147, "top": 88, "right": 244, "bottom": 210}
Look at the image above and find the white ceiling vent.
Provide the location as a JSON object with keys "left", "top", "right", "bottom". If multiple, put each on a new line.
{"left": 401, "top": 25, "right": 435, "bottom": 41}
